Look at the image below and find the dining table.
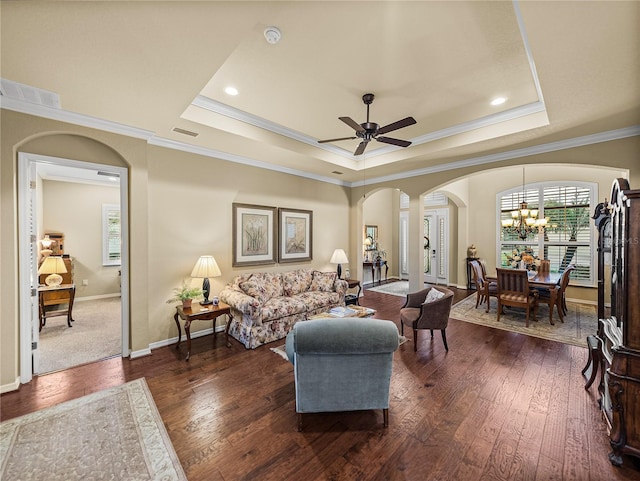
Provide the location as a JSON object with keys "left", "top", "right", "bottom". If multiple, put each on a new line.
{"left": 486, "top": 270, "right": 563, "bottom": 324}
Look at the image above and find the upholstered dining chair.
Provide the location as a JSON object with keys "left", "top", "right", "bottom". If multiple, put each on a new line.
{"left": 496, "top": 268, "right": 539, "bottom": 327}
{"left": 469, "top": 259, "right": 498, "bottom": 312}
{"left": 536, "top": 264, "right": 575, "bottom": 324}
{"left": 400, "top": 285, "right": 454, "bottom": 352}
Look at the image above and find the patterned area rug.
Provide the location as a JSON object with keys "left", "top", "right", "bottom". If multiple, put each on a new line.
{"left": 0, "top": 378, "right": 187, "bottom": 481}
{"left": 450, "top": 295, "right": 597, "bottom": 348}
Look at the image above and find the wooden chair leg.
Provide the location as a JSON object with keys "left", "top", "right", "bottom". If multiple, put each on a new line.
{"left": 297, "top": 413, "right": 303, "bottom": 432}
{"left": 401, "top": 322, "right": 404, "bottom": 335}
{"left": 413, "top": 328, "right": 418, "bottom": 352}
{"left": 383, "top": 408, "right": 389, "bottom": 427}
{"left": 441, "top": 329, "right": 449, "bottom": 351}
{"left": 497, "top": 300, "right": 502, "bottom": 322}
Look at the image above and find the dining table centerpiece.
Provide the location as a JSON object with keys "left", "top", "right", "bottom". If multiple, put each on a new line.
{"left": 505, "top": 247, "right": 541, "bottom": 271}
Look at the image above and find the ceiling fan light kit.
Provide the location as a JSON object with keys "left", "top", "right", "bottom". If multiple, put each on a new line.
{"left": 318, "top": 93, "right": 416, "bottom": 156}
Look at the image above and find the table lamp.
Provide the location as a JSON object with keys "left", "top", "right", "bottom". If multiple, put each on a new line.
{"left": 330, "top": 249, "right": 349, "bottom": 279}
{"left": 191, "top": 255, "right": 222, "bottom": 305}
{"left": 38, "top": 256, "right": 67, "bottom": 286}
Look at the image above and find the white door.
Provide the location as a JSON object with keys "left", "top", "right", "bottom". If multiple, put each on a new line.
{"left": 424, "top": 209, "right": 449, "bottom": 285}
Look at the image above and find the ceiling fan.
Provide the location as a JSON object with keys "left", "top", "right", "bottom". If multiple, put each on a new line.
{"left": 318, "top": 93, "right": 417, "bottom": 156}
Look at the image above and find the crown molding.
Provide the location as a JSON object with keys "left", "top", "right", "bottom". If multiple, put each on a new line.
{"left": 0, "top": 95, "right": 153, "bottom": 140}
{"left": 351, "top": 125, "right": 640, "bottom": 187}
{"left": 148, "top": 136, "right": 348, "bottom": 186}
{"left": 3, "top": 94, "right": 637, "bottom": 188}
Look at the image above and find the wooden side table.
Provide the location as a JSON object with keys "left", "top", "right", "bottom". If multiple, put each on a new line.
{"left": 174, "top": 301, "right": 232, "bottom": 361}
{"left": 345, "top": 279, "right": 361, "bottom": 305}
{"left": 38, "top": 284, "right": 76, "bottom": 331}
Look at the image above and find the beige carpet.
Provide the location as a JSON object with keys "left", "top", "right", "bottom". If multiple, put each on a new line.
{"left": 39, "top": 296, "right": 121, "bottom": 374}
{"left": 367, "top": 281, "right": 410, "bottom": 298}
{"left": 450, "top": 295, "right": 597, "bottom": 348}
{"left": 0, "top": 378, "right": 187, "bottom": 481}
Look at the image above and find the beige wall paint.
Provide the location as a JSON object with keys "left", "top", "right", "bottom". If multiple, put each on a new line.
{"left": 42, "top": 180, "right": 121, "bottom": 298}
{"left": 147, "top": 145, "right": 351, "bottom": 344}
{"left": 2, "top": 108, "right": 639, "bottom": 390}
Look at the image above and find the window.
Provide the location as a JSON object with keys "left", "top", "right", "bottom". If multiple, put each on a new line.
{"left": 102, "top": 204, "right": 121, "bottom": 266}
{"left": 497, "top": 182, "right": 596, "bottom": 286}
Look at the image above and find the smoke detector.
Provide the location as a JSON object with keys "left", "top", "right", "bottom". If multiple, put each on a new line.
{"left": 264, "top": 27, "right": 281, "bottom": 45}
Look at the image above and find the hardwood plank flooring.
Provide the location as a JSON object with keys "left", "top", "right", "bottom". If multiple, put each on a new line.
{"left": 2, "top": 283, "right": 639, "bottom": 480}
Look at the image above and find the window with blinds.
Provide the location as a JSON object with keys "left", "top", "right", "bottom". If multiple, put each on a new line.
{"left": 102, "top": 204, "right": 121, "bottom": 266}
{"left": 497, "top": 183, "right": 595, "bottom": 285}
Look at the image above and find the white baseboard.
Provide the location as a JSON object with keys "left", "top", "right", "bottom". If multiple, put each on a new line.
{"left": 1, "top": 376, "right": 21, "bottom": 394}
{"left": 75, "top": 293, "right": 121, "bottom": 302}
{"left": 567, "top": 297, "right": 597, "bottom": 306}
{"left": 132, "top": 325, "right": 226, "bottom": 358}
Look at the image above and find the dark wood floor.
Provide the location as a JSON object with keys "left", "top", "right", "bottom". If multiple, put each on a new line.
{"left": 2, "top": 284, "right": 639, "bottom": 480}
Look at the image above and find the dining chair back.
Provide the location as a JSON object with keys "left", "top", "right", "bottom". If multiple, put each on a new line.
{"left": 496, "top": 268, "right": 539, "bottom": 326}
{"left": 538, "top": 259, "right": 551, "bottom": 274}
{"left": 558, "top": 264, "right": 576, "bottom": 315}
{"left": 469, "top": 259, "right": 497, "bottom": 312}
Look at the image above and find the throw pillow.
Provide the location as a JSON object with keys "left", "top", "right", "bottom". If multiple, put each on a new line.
{"left": 310, "top": 271, "right": 337, "bottom": 292}
{"left": 424, "top": 288, "right": 445, "bottom": 304}
{"left": 239, "top": 279, "right": 269, "bottom": 304}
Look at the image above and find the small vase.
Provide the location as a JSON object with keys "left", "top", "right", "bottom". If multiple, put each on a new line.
{"left": 182, "top": 299, "right": 193, "bottom": 309}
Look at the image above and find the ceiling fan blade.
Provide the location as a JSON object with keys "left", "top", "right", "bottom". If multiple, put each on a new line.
{"left": 376, "top": 136, "right": 412, "bottom": 148}
{"left": 377, "top": 116, "right": 416, "bottom": 135}
{"left": 318, "top": 136, "right": 357, "bottom": 144}
{"left": 339, "top": 116, "right": 366, "bottom": 133}
{"left": 354, "top": 141, "right": 368, "bottom": 156}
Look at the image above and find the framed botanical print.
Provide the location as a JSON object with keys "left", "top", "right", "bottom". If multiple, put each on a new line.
{"left": 278, "top": 208, "right": 312, "bottom": 263}
{"left": 232, "top": 203, "right": 277, "bottom": 267}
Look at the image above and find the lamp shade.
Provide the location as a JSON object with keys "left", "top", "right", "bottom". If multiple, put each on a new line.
{"left": 190, "top": 255, "right": 222, "bottom": 278}
{"left": 38, "top": 256, "right": 67, "bottom": 286}
{"left": 330, "top": 249, "right": 349, "bottom": 264}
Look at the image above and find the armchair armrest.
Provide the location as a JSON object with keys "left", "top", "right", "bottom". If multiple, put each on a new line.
{"left": 333, "top": 278, "right": 349, "bottom": 297}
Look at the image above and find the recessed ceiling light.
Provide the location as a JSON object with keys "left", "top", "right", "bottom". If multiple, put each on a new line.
{"left": 225, "top": 86, "right": 238, "bottom": 96}
{"left": 491, "top": 97, "right": 507, "bottom": 106}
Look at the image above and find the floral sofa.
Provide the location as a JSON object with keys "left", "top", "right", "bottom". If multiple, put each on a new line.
{"left": 220, "top": 269, "right": 348, "bottom": 349}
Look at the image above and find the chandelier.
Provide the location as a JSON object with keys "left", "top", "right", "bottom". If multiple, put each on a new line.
{"left": 501, "top": 168, "right": 548, "bottom": 240}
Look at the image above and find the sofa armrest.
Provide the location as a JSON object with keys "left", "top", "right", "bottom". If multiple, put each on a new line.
{"left": 219, "top": 288, "right": 262, "bottom": 319}
{"left": 333, "top": 278, "right": 348, "bottom": 297}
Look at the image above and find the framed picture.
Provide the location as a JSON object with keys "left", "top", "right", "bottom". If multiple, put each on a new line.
{"left": 278, "top": 208, "right": 312, "bottom": 263}
{"left": 232, "top": 203, "right": 277, "bottom": 267}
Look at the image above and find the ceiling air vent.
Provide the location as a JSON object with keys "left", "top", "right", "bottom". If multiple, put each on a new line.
{"left": 0, "top": 78, "right": 60, "bottom": 108}
{"left": 332, "top": 171, "right": 343, "bottom": 175}
{"left": 172, "top": 127, "right": 199, "bottom": 137}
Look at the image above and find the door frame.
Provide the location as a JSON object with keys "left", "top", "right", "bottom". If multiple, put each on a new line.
{"left": 18, "top": 152, "right": 130, "bottom": 383}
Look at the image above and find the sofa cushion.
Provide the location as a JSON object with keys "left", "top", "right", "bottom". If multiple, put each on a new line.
{"left": 239, "top": 272, "right": 284, "bottom": 304}
{"left": 310, "top": 271, "right": 337, "bottom": 292}
{"left": 261, "top": 296, "right": 307, "bottom": 322}
{"left": 283, "top": 269, "right": 313, "bottom": 296}
{"left": 239, "top": 279, "right": 270, "bottom": 304}
{"left": 294, "top": 291, "right": 342, "bottom": 311}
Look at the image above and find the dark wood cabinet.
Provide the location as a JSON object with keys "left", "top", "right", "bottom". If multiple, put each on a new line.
{"left": 593, "top": 178, "right": 640, "bottom": 467}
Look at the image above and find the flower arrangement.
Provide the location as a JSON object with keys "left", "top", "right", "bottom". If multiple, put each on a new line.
{"left": 505, "top": 247, "right": 541, "bottom": 271}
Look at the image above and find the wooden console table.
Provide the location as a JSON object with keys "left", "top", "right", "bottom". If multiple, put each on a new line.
{"left": 363, "top": 260, "right": 388, "bottom": 286}
{"left": 174, "top": 301, "right": 232, "bottom": 360}
{"left": 38, "top": 284, "right": 76, "bottom": 331}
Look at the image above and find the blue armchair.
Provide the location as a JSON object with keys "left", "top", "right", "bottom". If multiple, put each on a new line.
{"left": 285, "top": 317, "right": 400, "bottom": 431}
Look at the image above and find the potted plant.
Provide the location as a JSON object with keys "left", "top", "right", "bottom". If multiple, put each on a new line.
{"left": 373, "top": 246, "right": 387, "bottom": 265}
{"left": 166, "top": 281, "right": 203, "bottom": 309}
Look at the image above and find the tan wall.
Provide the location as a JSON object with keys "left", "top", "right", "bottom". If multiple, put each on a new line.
{"left": 2, "top": 107, "right": 639, "bottom": 390}
{"left": 147, "top": 145, "right": 351, "bottom": 344}
{"left": 42, "top": 180, "right": 121, "bottom": 298}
